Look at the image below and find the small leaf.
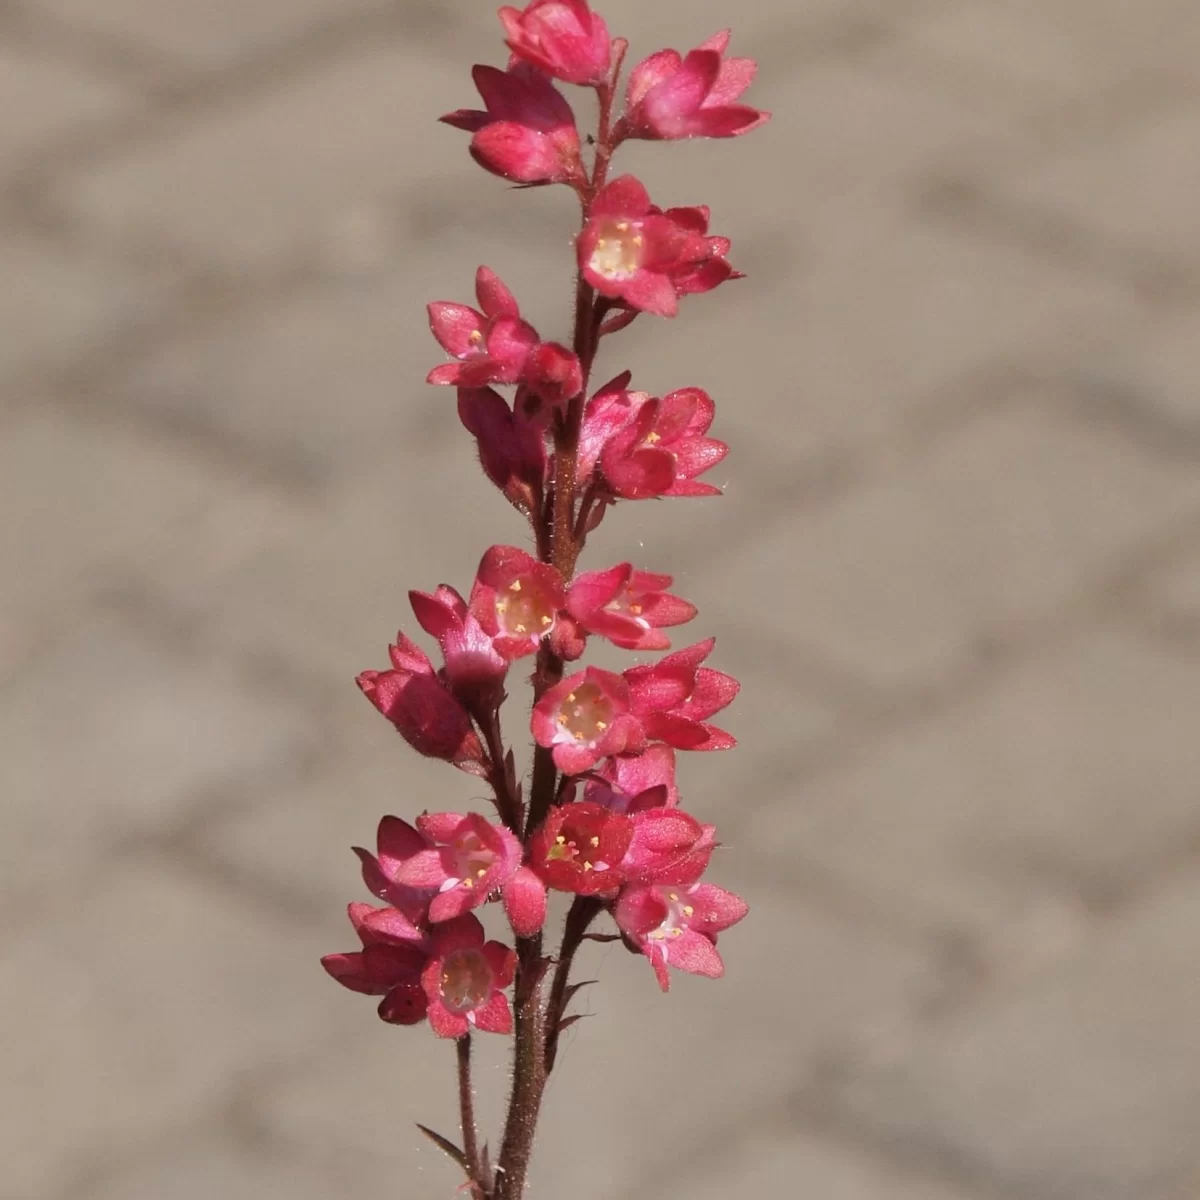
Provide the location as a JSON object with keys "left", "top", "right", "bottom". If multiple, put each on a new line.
{"left": 416, "top": 1124, "right": 468, "bottom": 1171}
{"left": 563, "top": 979, "right": 598, "bottom": 1007}
{"left": 558, "top": 1013, "right": 590, "bottom": 1033}
{"left": 583, "top": 933, "right": 622, "bottom": 943}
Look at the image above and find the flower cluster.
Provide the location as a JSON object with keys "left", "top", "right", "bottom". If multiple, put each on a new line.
{"left": 321, "top": 2, "right": 766, "bottom": 1194}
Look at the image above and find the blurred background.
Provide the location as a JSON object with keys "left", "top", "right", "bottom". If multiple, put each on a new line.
{"left": 4, "top": 0, "right": 1200, "bottom": 1197}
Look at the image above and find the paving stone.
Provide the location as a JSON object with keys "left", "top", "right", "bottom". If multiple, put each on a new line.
{"left": 597, "top": 0, "right": 939, "bottom": 58}
{"left": 0, "top": 609, "right": 315, "bottom": 906}
{"left": 833, "top": 871, "right": 1200, "bottom": 1200}
{"left": 0, "top": 860, "right": 347, "bottom": 1198}
{"left": 884, "top": 2, "right": 1193, "bottom": 117}
{"left": 57, "top": 40, "right": 486, "bottom": 270}
{"left": 1138, "top": 541, "right": 1200, "bottom": 642}
{"left": 81, "top": 1134, "right": 347, "bottom": 1200}
{"left": 743, "top": 629, "right": 1200, "bottom": 947}
{"left": 0, "top": 42, "right": 132, "bottom": 167}
{"left": 105, "top": 223, "right": 567, "bottom": 482}
{"left": 0, "top": 409, "right": 282, "bottom": 644}
{"left": 191, "top": 733, "right": 472, "bottom": 917}
{"left": 650, "top": 1124, "right": 983, "bottom": 1200}
{"left": 612, "top": 54, "right": 1006, "bottom": 265}
{"left": 32, "top": 0, "right": 388, "bottom": 68}
{"left": 0, "top": 233, "right": 171, "bottom": 387}
{"left": 261, "top": 884, "right": 934, "bottom": 1200}
{"left": 124, "top": 437, "right": 521, "bottom": 685}
{"left": 615, "top": 217, "right": 1136, "bottom": 473}
{"left": 945, "top": 0, "right": 1200, "bottom": 90}
{"left": 711, "top": 398, "right": 1200, "bottom": 689}
{"left": 1097, "top": 307, "right": 1200, "bottom": 433}
{"left": 1001, "top": 100, "right": 1200, "bottom": 273}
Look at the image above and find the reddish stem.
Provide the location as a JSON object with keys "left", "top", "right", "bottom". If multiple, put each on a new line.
{"left": 493, "top": 66, "right": 624, "bottom": 1200}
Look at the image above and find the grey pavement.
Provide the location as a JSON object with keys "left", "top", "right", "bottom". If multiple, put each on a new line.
{"left": 3, "top": 2, "right": 1200, "bottom": 1198}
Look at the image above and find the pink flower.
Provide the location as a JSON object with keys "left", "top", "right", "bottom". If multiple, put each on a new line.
{"left": 427, "top": 267, "right": 539, "bottom": 387}
{"left": 470, "top": 544, "right": 566, "bottom": 660}
{"left": 458, "top": 386, "right": 547, "bottom": 514}
{"left": 578, "top": 176, "right": 721, "bottom": 317}
{"left": 620, "top": 31, "right": 769, "bottom": 141}
{"left": 529, "top": 801, "right": 633, "bottom": 894}
{"left": 522, "top": 342, "right": 584, "bottom": 411}
{"left": 620, "top": 807, "right": 716, "bottom": 886}
{"left": 378, "top": 812, "right": 524, "bottom": 923}
{"left": 503, "top": 864, "right": 548, "bottom": 936}
{"left": 321, "top": 902, "right": 431, "bottom": 1024}
{"left": 408, "top": 584, "right": 508, "bottom": 710}
{"left": 353, "top": 816, "right": 435, "bottom": 927}
{"left": 421, "top": 914, "right": 517, "bottom": 1037}
{"left": 499, "top": 0, "right": 612, "bottom": 87}
{"left": 615, "top": 881, "right": 748, "bottom": 991}
{"left": 663, "top": 204, "right": 740, "bottom": 297}
{"left": 624, "top": 639, "right": 739, "bottom": 750}
{"left": 577, "top": 180, "right": 739, "bottom": 317}
{"left": 567, "top": 563, "right": 697, "bottom": 650}
{"left": 442, "top": 63, "right": 585, "bottom": 186}
{"left": 585, "top": 743, "right": 680, "bottom": 812}
{"left": 583, "top": 384, "right": 728, "bottom": 499}
{"left": 357, "top": 634, "right": 486, "bottom": 774}
{"left": 531, "top": 666, "right": 644, "bottom": 773}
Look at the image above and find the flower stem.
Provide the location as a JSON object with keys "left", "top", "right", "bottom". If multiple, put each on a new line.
{"left": 494, "top": 933, "right": 547, "bottom": 1200}
{"left": 544, "top": 896, "right": 602, "bottom": 1074}
{"left": 457, "top": 1034, "right": 484, "bottom": 1194}
{"left": 494, "top": 59, "right": 625, "bottom": 1200}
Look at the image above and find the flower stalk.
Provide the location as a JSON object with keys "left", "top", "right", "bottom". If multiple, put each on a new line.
{"left": 320, "top": 3, "right": 768, "bottom": 1196}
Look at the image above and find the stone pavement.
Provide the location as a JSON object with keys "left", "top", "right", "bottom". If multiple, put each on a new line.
{"left": 3, "top": 1, "right": 1200, "bottom": 1197}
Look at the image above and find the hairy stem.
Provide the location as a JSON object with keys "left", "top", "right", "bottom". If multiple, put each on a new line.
{"left": 457, "top": 1035, "right": 484, "bottom": 1194}
{"left": 479, "top": 708, "right": 522, "bottom": 833}
{"left": 495, "top": 934, "right": 546, "bottom": 1200}
{"left": 494, "top": 65, "right": 623, "bottom": 1200}
{"left": 544, "top": 896, "right": 603, "bottom": 1074}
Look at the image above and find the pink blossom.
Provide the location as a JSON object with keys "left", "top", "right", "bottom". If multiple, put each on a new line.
{"left": 457, "top": 385, "right": 547, "bottom": 514}
{"left": 321, "top": 902, "right": 431, "bottom": 1024}
{"left": 421, "top": 914, "right": 517, "bottom": 1037}
{"left": 578, "top": 176, "right": 725, "bottom": 317}
{"left": 624, "top": 638, "right": 739, "bottom": 750}
{"left": 503, "top": 864, "right": 548, "bottom": 936}
{"left": 357, "top": 634, "right": 486, "bottom": 774}
{"left": 442, "top": 62, "right": 585, "bottom": 185}
{"left": 378, "top": 812, "right": 524, "bottom": 923}
{"left": 567, "top": 563, "right": 696, "bottom": 650}
{"left": 621, "top": 807, "right": 716, "bottom": 886}
{"left": 615, "top": 881, "right": 747, "bottom": 991}
{"left": 352, "top": 815, "right": 435, "bottom": 927}
{"left": 528, "top": 801, "right": 633, "bottom": 894}
{"left": 470, "top": 545, "right": 566, "bottom": 660}
{"left": 585, "top": 743, "right": 680, "bottom": 812}
{"left": 408, "top": 584, "right": 508, "bottom": 709}
{"left": 620, "top": 31, "right": 769, "bottom": 141}
{"left": 427, "top": 267, "right": 539, "bottom": 387}
{"left": 522, "top": 341, "right": 584, "bottom": 411}
{"left": 499, "top": 0, "right": 612, "bottom": 87}
{"left": 581, "top": 383, "right": 728, "bottom": 499}
{"left": 531, "top": 666, "right": 644, "bottom": 773}
{"left": 663, "top": 204, "right": 740, "bottom": 297}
